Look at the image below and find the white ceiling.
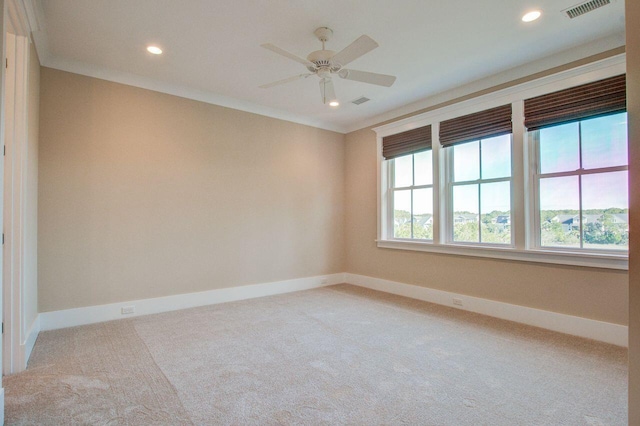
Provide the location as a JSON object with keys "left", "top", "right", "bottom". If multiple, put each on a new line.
{"left": 30, "top": 0, "right": 625, "bottom": 133}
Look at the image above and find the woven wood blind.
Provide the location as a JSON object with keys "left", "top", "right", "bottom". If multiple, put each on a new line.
{"left": 382, "top": 125, "right": 432, "bottom": 160}
{"left": 439, "top": 104, "right": 512, "bottom": 147}
{"left": 524, "top": 74, "right": 626, "bottom": 130}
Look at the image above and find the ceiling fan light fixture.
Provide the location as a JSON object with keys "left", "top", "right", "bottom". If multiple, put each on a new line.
{"left": 522, "top": 10, "right": 542, "bottom": 22}
{"left": 146, "top": 45, "right": 163, "bottom": 55}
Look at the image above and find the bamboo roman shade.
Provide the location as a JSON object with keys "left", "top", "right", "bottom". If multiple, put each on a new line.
{"left": 382, "top": 125, "right": 432, "bottom": 160}
{"left": 524, "top": 74, "right": 626, "bottom": 130}
{"left": 439, "top": 104, "right": 512, "bottom": 148}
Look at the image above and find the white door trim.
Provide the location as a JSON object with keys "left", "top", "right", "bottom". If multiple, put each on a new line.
{"left": 3, "top": 32, "right": 30, "bottom": 375}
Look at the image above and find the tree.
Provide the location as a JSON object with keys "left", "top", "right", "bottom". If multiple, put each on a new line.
{"left": 454, "top": 222, "right": 479, "bottom": 242}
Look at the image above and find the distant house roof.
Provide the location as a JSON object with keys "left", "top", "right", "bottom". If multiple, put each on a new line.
{"left": 552, "top": 215, "right": 576, "bottom": 224}
{"left": 611, "top": 213, "right": 628, "bottom": 224}
{"left": 495, "top": 215, "right": 510, "bottom": 224}
{"left": 459, "top": 213, "right": 478, "bottom": 219}
{"left": 582, "top": 214, "right": 601, "bottom": 224}
{"left": 453, "top": 213, "right": 478, "bottom": 223}
{"left": 551, "top": 213, "right": 629, "bottom": 225}
{"left": 414, "top": 214, "right": 433, "bottom": 226}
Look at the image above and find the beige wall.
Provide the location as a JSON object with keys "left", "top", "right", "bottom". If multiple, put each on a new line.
{"left": 344, "top": 110, "right": 628, "bottom": 326}
{"left": 627, "top": 0, "right": 640, "bottom": 422}
{"left": 38, "top": 68, "right": 345, "bottom": 312}
{"left": 24, "top": 41, "right": 39, "bottom": 331}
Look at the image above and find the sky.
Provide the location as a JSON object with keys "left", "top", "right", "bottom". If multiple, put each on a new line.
{"left": 540, "top": 113, "right": 628, "bottom": 174}
{"left": 452, "top": 135, "right": 510, "bottom": 213}
{"left": 539, "top": 113, "right": 628, "bottom": 210}
{"left": 394, "top": 150, "right": 433, "bottom": 215}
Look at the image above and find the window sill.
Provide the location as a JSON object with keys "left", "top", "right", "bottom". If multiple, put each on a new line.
{"left": 376, "top": 239, "right": 628, "bottom": 270}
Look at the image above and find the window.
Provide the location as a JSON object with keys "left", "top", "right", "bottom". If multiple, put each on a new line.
{"left": 375, "top": 58, "right": 627, "bottom": 269}
{"left": 390, "top": 150, "right": 433, "bottom": 240}
{"left": 533, "top": 112, "right": 628, "bottom": 251}
{"left": 382, "top": 125, "right": 433, "bottom": 241}
{"left": 440, "top": 103, "right": 513, "bottom": 245}
{"left": 449, "top": 135, "right": 512, "bottom": 244}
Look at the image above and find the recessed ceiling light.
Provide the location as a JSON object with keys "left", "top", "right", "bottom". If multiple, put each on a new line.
{"left": 522, "top": 10, "right": 542, "bottom": 22}
{"left": 147, "top": 45, "right": 163, "bottom": 55}
{"left": 329, "top": 101, "right": 340, "bottom": 107}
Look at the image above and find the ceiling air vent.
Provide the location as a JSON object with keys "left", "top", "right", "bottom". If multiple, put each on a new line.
{"left": 351, "top": 96, "right": 370, "bottom": 105}
{"left": 563, "top": 0, "right": 610, "bottom": 19}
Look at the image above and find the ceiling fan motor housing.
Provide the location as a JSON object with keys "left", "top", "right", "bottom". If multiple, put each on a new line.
{"left": 307, "top": 50, "right": 341, "bottom": 73}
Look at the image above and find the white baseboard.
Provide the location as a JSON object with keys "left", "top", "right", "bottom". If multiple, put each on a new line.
{"left": 39, "top": 273, "right": 346, "bottom": 331}
{"left": 22, "top": 315, "right": 41, "bottom": 367}
{"left": 345, "top": 273, "right": 628, "bottom": 347}
{"left": 36, "top": 271, "right": 626, "bottom": 348}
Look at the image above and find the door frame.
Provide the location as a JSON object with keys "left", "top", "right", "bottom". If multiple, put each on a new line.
{"left": 2, "top": 0, "right": 35, "bottom": 376}
{"left": 2, "top": 30, "right": 29, "bottom": 375}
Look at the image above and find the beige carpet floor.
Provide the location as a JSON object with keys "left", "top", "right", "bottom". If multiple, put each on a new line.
{"left": 4, "top": 284, "right": 628, "bottom": 425}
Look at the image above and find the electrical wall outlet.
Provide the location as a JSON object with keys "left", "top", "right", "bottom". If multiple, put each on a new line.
{"left": 121, "top": 306, "right": 135, "bottom": 315}
{"left": 452, "top": 298, "right": 463, "bottom": 307}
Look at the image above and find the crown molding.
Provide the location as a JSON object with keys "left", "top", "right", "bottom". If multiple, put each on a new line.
{"left": 21, "top": 0, "right": 42, "bottom": 32}
{"left": 42, "top": 55, "right": 349, "bottom": 134}
{"left": 6, "top": 0, "right": 30, "bottom": 36}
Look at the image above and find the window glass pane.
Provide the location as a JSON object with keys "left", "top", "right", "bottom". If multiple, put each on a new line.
{"left": 413, "top": 188, "right": 433, "bottom": 240}
{"left": 393, "top": 190, "right": 412, "bottom": 238}
{"left": 393, "top": 154, "right": 413, "bottom": 188}
{"left": 582, "top": 171, "right": 628, "bottom": 251}
{"left": 414, "top": 150, "right": 433, "bottom": 186}
{"left": 453, "top": 184, "right": 479, "bottom": 242}
{"left": 539, "top": 176, "right": 580, "bottom": 248}
{"left": 453, "top": 141, "right": 479, "bottom": 182}
{"left": 581, "top": 113, "right": 628, "bottom": 170}
{"left": 481, "top": 135, "right": 511, "bottom": 179}
{"left": 480, "top": 181, "right": 511, "bottom": 244}
{"left": 539, "top": 123, "right": 580, "bottom": 174}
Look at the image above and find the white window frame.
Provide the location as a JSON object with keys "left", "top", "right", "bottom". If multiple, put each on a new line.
{"left": 374, "top": 54, "right": 628, "bottom": 270}
{"left": 444, "top": 136, "right": 514, "bottom": 247}
{"left": 529, "top": 117, "right": 629, "bottom": 253}
{"left": 387, "top": 150, "right": 435, "bottom": 241}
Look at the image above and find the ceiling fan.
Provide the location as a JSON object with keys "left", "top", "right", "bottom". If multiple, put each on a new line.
{"left": 260, "top": 27, "right": 396, "bottom": 105}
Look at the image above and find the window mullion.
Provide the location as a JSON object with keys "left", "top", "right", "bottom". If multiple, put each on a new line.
{"left": 432, "top": 122, "right": 442, "bottom": 245}
{"left": 445, "top": 146, "right": 454, "bottom": 243}
{"left": 478, "top": 140, "right": 483, "bottom": 244}
{"left": 579, "top": 175, "right": 584, "bottom": 249}
{"left": 411, "top": 154, "right": 415, "bottom": 239}
{"left": 512, "top": 100, "right": 526, "bottom": 249}
{"left": 529, "top": 130, "right": 541, "bottom": 249}
{"left": 578, "top": 121, "right": 584, "bottom": 249}
{"left": 478, "top": 182, "right": 482, "bottom": 243}
{"left": 388, "top": 160, "right": 395, "bottom": 239}
{"left": 410, "top": 188, "right": 414, "bottom": 239}
{"left": 539, "top": 165, "right": 628, "bottom": 179}
{"left": 451, "top": 176, "right": 511, "bottom": 186}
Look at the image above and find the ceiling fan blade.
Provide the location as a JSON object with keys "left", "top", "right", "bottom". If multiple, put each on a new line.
{"left": 261, "top": 43, "right": 315, "bottom": 68}
{"left": 338, "top": 69, "right": 396, "bottom": 87}
{"left": 319, "top": 78, "right": 337, "bottom": 104}
{"left": 259, "top": 73, "right": 313, "bottom": 89}
{"left": 330, "top": 35, "right": 378, "bottom": 67}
